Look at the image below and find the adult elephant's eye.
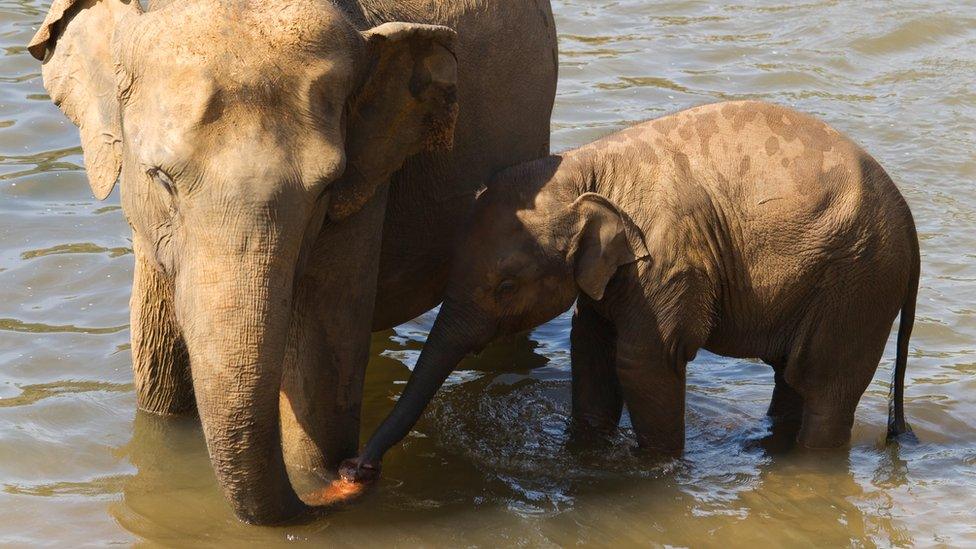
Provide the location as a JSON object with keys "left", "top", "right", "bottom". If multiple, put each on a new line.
{"left": 147, "top": 167, "right": 176, "bottom": 196}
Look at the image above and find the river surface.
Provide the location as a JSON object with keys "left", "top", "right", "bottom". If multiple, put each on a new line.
{"left": 1, "top": 0, "right": 974, "bottom": 546}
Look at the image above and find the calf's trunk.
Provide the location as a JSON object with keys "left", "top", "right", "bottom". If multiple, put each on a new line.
{"left": 360, "top": 300, "right": 493, "bottom": 464}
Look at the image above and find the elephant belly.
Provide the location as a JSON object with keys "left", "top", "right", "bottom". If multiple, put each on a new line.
{"left": 702, "top": 327, "right": 789, "bottom": 364}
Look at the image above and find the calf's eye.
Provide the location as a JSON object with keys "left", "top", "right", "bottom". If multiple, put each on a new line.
{"left": 497, "top": 279, "right": 517, "bottom": 295}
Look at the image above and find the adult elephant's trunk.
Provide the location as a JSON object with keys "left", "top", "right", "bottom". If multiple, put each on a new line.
{"left": 176, "top": 249, "right": 306, "bottom": 524}
{"left": 357, "top": 299, "right": 494, "bottom": 467}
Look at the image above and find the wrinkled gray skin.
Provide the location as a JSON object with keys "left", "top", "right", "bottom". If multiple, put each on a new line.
{"left": 29, "top": 0, "right": 556, "bottom": 523}
{"left": 341, "top": 101, "right": 919, "bottom": 482}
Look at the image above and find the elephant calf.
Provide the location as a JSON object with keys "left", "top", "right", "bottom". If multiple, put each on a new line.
{"left": 340, "top": 100, "right": 920, "bottom": 482}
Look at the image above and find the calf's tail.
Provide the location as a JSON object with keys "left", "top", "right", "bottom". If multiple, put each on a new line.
{"left": 886, "top": 226, "right": 919, "bottom": 444}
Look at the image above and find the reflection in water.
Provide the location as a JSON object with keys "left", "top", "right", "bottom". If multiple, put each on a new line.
{"left": 111, "top": 412, "right": 229, "bottom": 543}
{"left": 1, "top": 0, "right": 975, "bottom": 544}
{"left": 20, "top": 242, "right": 131, "bottom": 260}
{"left": 729, "top": 452, "right": 912, "bottom": 547}
{"left": 0, "top": 146, "right": 81, "bottom": 181}
{"left": 0, "top": 318, "right": 128, "bottom": 335}
{"left": 0, "top": 380, "right": 130, "bottom": 408}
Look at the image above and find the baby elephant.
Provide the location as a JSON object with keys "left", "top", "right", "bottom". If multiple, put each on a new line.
{"left": 341, "top": 100, "right": 919, "bottom": 482}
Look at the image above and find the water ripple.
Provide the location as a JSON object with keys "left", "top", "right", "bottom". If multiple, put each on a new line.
{"left": 4, "top": 475, "right": 129, "bottom": 497}
{"left": 0, "top": 318, "right": 128, "bottom": 335}
{"left": 0, "top": 380, "right": 132, "bottom": 408}
{"left": 20, "top": 243, "right": 132, "bottom": 260}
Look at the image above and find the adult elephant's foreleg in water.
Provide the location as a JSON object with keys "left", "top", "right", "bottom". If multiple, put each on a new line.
{"left": 29, "top": 0, "right": 556, "bottom": 524}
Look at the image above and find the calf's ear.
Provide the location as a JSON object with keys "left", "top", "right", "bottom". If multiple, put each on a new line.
{"left": 28, "top": 0, "right": 141, "bottom": 200}
{"left": 569, "top": 192, "right": 650, "bottom": 301}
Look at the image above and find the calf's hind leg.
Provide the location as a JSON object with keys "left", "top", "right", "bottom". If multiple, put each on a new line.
{"left": 755, "top": 361, "right": 805, "bottom": 451}
{"left": 789, "top": 310, "right": 895, "bottom": 449}
{"left": 767, "top": 363, "right": 804, "bottom": 428}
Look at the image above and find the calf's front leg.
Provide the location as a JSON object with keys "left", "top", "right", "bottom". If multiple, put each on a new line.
{"left": 614, "top": 336, "right": 688, "bottom": 457}
{"left": 570, "top": 301, "right": 622, "bottom": 437}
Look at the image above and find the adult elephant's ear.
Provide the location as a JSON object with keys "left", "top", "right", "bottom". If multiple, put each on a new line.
{"left": 329, "top": 22, "right": 458, "bottom": 221}
{"left": 28, "top": 0, "right": 141, "bottom": 200}
{"left": 570, "top": 193, "right": 651, "bottom": 301}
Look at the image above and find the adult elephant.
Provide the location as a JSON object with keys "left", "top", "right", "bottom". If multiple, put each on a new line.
{"left": 28, "top": 0, "right": 556, "bottom": 524}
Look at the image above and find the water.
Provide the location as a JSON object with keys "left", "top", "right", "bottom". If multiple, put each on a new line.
{"left": 1, "top": 0, "right": 974, "bottom": 545}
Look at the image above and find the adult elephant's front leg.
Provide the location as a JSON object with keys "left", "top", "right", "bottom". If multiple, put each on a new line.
{"left": 279, "top": 193, "right": 387, "bottom": 487}
{"left": 130, "top": 237, "right": 195, "bottom": 416}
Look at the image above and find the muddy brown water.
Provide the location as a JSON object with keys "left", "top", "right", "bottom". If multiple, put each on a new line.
{"left": 1, "top": 0, "right": 975, "bottom": 545}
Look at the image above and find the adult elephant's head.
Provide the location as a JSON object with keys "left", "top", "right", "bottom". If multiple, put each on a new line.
{"left": 29, "top": 0, "right": 457, "bottom": 523}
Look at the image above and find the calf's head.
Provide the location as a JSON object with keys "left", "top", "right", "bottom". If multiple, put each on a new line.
{"left": 441, "top": 159, "right": 651, "bottom": 346}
